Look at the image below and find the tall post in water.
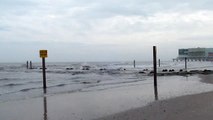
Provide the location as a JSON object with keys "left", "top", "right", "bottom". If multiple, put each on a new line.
{"left": 30, "top": 61, "right": 32, "bottom": 69}
{"left": 185, "top": 57, "right": 187, "bottom": 71}
{"left": 26, "top": 61, "right": 29, "bottom": 69}
{"left": 40, "top": 50, "right": 48, "bottom": 89}
{"left": 153, "top": 46, "right": 157, "bottom": 87}
{"left": 42, "top": 58, "right": 46, "bottom": 89}
{"left": 153, "top": 46, "right": 158, "bottom": 100}
{"left": 133, "top": 60, "right": 136, "bottom": 68}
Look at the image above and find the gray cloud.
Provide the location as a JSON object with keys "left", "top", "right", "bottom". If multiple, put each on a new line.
{"left": 1, "top": 0, "right": 213, "bottom": 62}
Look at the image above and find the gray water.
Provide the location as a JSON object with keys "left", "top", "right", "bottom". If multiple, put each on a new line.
{"left": 0, "top": 61, "right": 213, "bottom": 103}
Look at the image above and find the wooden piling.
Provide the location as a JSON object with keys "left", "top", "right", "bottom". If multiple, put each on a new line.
{"left": 26, "top": 61, "right": 29, "bottom": 69}
{"left": 153, "top": 46, "right": 157, "bottom": 87}
{"left": 158, "top": 59, "right": 160, "bottom": 67}
{"left": 185, "top": 57, "right": 187, "bottom": 71}
{"left": 42, "top": 58, "right": 46, "bottom": 89}
{"left": 153, "top": 46, "right": 158, "bottom": 100}
{"left": 30, "top": 61, "right": 32, "bottom": 69}
{"left": 133, "top": 60, "right": 136, "bottom": 68}
{"left": 40, "top": 50, "right": 48, "bottom": 89}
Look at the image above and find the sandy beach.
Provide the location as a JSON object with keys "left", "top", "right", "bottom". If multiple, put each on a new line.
{"left": 97, "top": 91, "right": 213, "bottom": 120}
{"left": 97, "top": 74, "right": 213, "bottom": 120}
{"left": 0, "top": 74, "right": 212, "bottom": 120}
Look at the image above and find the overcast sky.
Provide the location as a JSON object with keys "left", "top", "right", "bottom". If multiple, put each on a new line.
{"left": 0, "top": 0, "right": 213, "bottom": 62}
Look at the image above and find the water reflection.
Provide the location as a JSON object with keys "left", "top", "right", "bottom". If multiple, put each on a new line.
{"left": 154, "top": 86, "right": 158, "bottom": 100}
{"left": 43, "top": 89, "right": 48, "bottom": 120}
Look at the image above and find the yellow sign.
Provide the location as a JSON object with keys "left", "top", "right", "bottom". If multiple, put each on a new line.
{"left": 40, "top": 50, "right": 48, "bottom": 58}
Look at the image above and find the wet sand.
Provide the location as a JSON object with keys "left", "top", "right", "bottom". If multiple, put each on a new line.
{"left": 0, "top": 75, "right": 213, "bottom": 120}
{"left": 199, "top": 74, "right": 213, "bottom": 84}
{"left": 96, "top": 91, "right": 213, "bottom": 120}
{"left": 96, "top": 75, "right": 213, "bottom": 120}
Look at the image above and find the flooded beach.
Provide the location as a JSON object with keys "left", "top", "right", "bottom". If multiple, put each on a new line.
{"left": 0, "top": 61, "right": 213, "bottom": 120}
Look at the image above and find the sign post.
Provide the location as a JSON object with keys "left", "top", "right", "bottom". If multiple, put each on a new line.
{"left": 40, "top": 50, "right": 48, "bottom": 89}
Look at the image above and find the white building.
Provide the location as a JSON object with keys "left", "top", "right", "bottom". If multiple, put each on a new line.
{"left": 177, "top": 48, "right": 213, "bottom": 61}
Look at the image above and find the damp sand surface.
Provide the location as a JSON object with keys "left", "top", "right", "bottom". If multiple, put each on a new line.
{"left": 96, "top": 75, "right": 213, "bottom": 120}
{"left": 1, "top": 75, "right": 213, "bottom": 120}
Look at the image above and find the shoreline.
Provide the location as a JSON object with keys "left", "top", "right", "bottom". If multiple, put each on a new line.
{"left": 96, "top": 75, "right": 213, "bottom": 120}
{"left": 0, "top": 74, "right": 213, "bottom": 120}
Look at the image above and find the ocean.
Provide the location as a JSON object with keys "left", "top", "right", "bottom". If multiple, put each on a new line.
{"left": 0, "top": 61, "right": 213, "bottom": 103}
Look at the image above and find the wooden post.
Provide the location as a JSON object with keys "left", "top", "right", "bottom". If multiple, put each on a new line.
{"left": 158, "top": 59, "right": 160, "bottom": 67}
{"left": 30, "top": 61, "right": 32, "bottom": 69}
{"left": 133, "top": 60, "right": 136, "bottom": 68}
{"left": 153, "top": 46, "right": 158, "bottom": 100}
{"left": 42, "top": 58, "right": 46, "bottom": 89}
{"left": 185, "top": 57, "right": 187, "bottom": 71}
{"left": 40, "top": 50, "right": 48, "bottom": 89}
{"left": 153, "top": 46, "right": 157, "bottom": 87}
{"left": 26, "top": 61, "right": 29, "bottom": 69}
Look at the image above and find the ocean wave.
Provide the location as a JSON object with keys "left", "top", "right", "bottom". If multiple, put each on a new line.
{"left": 82, "top": 80, "right": 152, "bottom": 92}
{"left": 20, "top": 87, "right": 39, "bottom": 92}
{"left": 0, "top": 78, "right": 9, "bottom": 81}
{"left": 0, "top": 78, "right": 17, "bottom": 81}
{"left": 0, "top": 83, "right": 24, "bottom": 87}
{"left": 56, "top": 84, "right": 66, "bottom": 87}
{"left": 44, "top": 70, "right": 86, "bottom": 75}
{"left": 19, "top": 83, "right": 72, "bottom": 92}
{"left": 27, "top": 81, "right": 42, "bottom": 84}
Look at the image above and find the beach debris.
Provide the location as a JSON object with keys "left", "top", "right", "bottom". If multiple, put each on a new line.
{"left": 148, "top": 69, "right": 213, "bottom": 76}
{"left": 82, "top": 66, "right": 90, "bottom": 70}
{"left": 82, "top": 80, "right": 101, "bottom": 84}
{"left": 202, "top": 69, "right": 213, "bottom": 74}
{"left": 66, "top": 68, "right": 73, "bottom": 70}
{"left": 99, "top": 68, "right": 107, "bottom": 71}
{"left": 82, "top": 81, "right": 91, "bottom": 84}
{"left": 189, "top": 70, "right": 200, "bottom": 74}
{"left": 169, "top": 69, "right": 175, "bottom": 72}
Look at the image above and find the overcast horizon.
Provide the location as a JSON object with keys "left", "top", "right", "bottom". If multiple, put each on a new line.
{"left": 1, "top": 0, "right": 213, "bottom": 62}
